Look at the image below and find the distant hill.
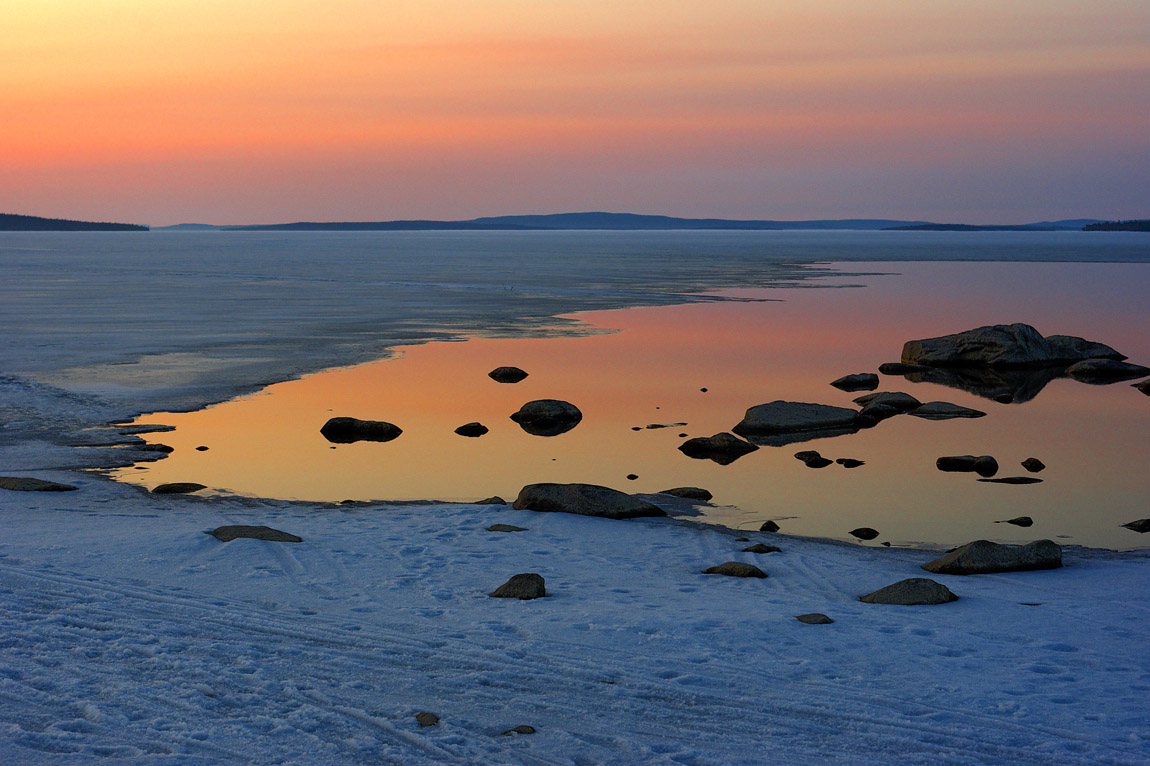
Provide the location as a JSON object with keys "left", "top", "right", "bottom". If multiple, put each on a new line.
{"left": 886, "top": 219, "right": 1105, "bottom": 232}
{"left": 153, "top": 223, "right": 221, "bottom": 231}
{"left": 0, "top": 212, "right": 147, "bottom": 232}
{"left": 1083, "top": 220, "right": 1150, "bottom": 232}
{"left": 224, "top": 220, "right": 538, "bottom": 232}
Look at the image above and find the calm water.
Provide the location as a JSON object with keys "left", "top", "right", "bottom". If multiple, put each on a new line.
{"left": 115, "top": 261, "right": 1150, "bottom": 550}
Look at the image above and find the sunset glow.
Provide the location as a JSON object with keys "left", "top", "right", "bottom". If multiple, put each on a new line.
{"left": 3, "top": 0, "right": 1147, "bottom": 224}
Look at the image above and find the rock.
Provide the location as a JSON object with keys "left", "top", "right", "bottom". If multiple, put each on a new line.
{"left": 733, "top": 401, "right": 859, "bottom": 444}
{"left": 626, "top": 474, "right": 638, "bottom": 480}
{"left": 487, "top": 524, "right": 527, "bottom": 532}
{"left": 902, "top": 323, "right": 1124, "bottom": 369}
{"left": 700, "top": 387, "right": 708, "bottom": 392}
{"left": 830, "top": 373, "right": 879, "bottom": 392}
{"left": 936, "top": 455, "right": 998, "bottom": 477}
{"left": 206, "top": 525, "right": 302, "bottom": 543}
{"left": 922, "top": 539, "right": 1062, "bottom": 574}
{"left": 978, "top": 477, "right": 1043, "bottom": 485}
{"left": 501, "top": 725, "right": 536, "bottom": 736}
{"left": 907, "top": 402, "right": 987, "bottom": 420}
{"left": 760, "top": 520, "right": 780, "bottom": 533}
{"left": 137, "top": 443, "right": 175, "bottom": 453}
{"left": 853, "top": 392, "right": 923, "bottom": 411}
{"left": 0, "top": 477, "right": 78, "bottom": 492}
{"left": 489, "top": 573, "right": 546, "bottom": 599}
{"left": 850, "top": 527, "right": 879, "bottom": 540}
{"left": 195, "top": 446, "right": 209, "bottom": 451}
{"left": 994, "top": 393, "right": 1015, "bottom": 404}
{"left": 997, "top": 516, "right": 1034, "bottom": 527}
{"left": 645, "top": 422, "right": 687, "bottom": 429}
{"left": 509, "top": 399, "right": 582, "bottom": 436}
{"left": 321, "top": 417, "right": 402, "bottom": 444}
{"left": 151, "top": 482, "right": 207, "bottom": 494}
{"left": 735, "top": 537, "right": 750, "bottom": 542}
{"left": 906, "top": 365, "right": 1063, "bottom": 404}
{"left": 1065, "top": 358, "right": 1150, "bottom": 383}
{"left": 117, "top": 424, "right": 176, "bottom": 435}
{"left": 658, "top": 487, "right": 713, "bottom": 501}
{"left": 795, "top": 613, "right": 834, "bottom": 624}
{"left": 794, "top": 450, "right": 833, "bottom": 467}
{"left": 702, "top": 562, "right": 767, "bottom": 578}
{"left": 475, "top": 496, "right": 506, "bottom": 505}
{"left": 513, "top": 483, "right": 665, "bottom": 519}
{"left": 859, "top": 578, "right": 958, "bottom": 605}
{"left": 793, "top": 450, "right": 821, "bottom": 461}
{"left": 1122, "top": 519, "right": 1150, "bottom": 533}
{"left": 454, "top": 422, "right": 489, "bottom": 437}
{"left": 415, "top": 712, "right": 439, "bottom": 727}
{"left": 856, "top": 401, "right": 902, "bottom": 427}
{"left": 973, "top": 456, "right": 999, "bottom": 477}
{"left": 1135, "top": 379, "right": 1150, "bottom": 395}
{"left": 488, "top": 366, "right": 528, "bottom": 383}
{"left": 742, "top": 543, "right": 781, "bottom": 554}
{"left": 677, "top": 433, "right": 758, "bottom": 465}
{"left": 836, "top": 458, "right": 865, "bottom": 468}
{"left": 878, "top": 362, "right": 932, "bottom": 375}
{"left": 1021, "top": 457, "right": 1046, "bottom": 472}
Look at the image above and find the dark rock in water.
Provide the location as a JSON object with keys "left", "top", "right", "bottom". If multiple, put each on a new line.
{"left": 645, "top": 422, "right": 687, "bottom": 429}
{"left": 510, "top": 399, "right": 582, "bottom": 436}
{"left": 856, "top": 401, "right": 901, "bottom": 427}
{"left": 0, "top": 477, "right": 78, "bottom": 492}
{"left": 488, "top": 366, "right": 529, "bottom": 383}
{"left": 850, "top": 527, "right": 879, "bottom": 540}
{"left": 626, "top": 473, "right": 638, "bottom": 480}
{"left": 678, "top": 432, "right": 688, "bottom": 438}
{"left": 415, "top": 712, "right": 439, "bottom": 727}
{"left": 631, "top": 426, "right": 642, "bottom": 431}
{"left": 860, "top": 578, "right": 958, "bottom": 605}
{"left": 907, "top": 402, "right": 987, "bottom": 420}
{"left": 658, "top": 486, "right": 713, "bottom": 502}
{"left": 794, "top": 450, "right": 822, "bottom": 461}
{"left": 830, "top": 373, "right": 879, "bottom": 392}
{"left": 321, "top": 417, "right": 402, "bottom": 444}
{"left": 936, "top": 455, "right": 997, "bottom": 477}
{"left": 1122, "top": 519, "right": 1150, "bottom": 533}
{"left": 836, "top": 458, "right": 865, "bottom": 468}
{"left": 487, "top": 524, "right": 527, "bottom": 532}
{"left": 700, "top": 387, "right": 708, "bottom": 392}
{"left": 475, "top": 496, "right": 506, "bottom": 505}
{"left": 878, "top": 362, "right": 932, "bottom": 375}
{"left": 997, "top": 516, "right": 1034, "bottom": 527}
{"left": 195, "top": 446, "right": 209, "bottom": 451}
{"left": 702, "top": 561, "right": 767, "bottom": 578}
{"left": 1065, "top": 358, "right": 1150, "bottom": 383}
{"left": 490, "top": 573, "right": 546, "bottom": 599}
{"left": 1135, "top": 379, "right": 1150, "bottom": 395}
{"left": 902, "top": 323, "right": 1123, "bottom": 369}
{"left": 501, "top": 725, "right": 536, "bottom": 736}
{"left": 137, "top": 443, "right": 175, "bottom": 453}
{"left": 978, "top": 476, "right": 1042, "bottom": 485}
{"left": 760, "top": 520, "right": 781, "bottom": 533}
{"left": 151, "top": 482, "right": 206, "bottom": 495}
{"left": 907, "top": 365, "right": 1063, "bottom": 404}
{"left": 454, "top": 422, "right": 489, "bottom": 437}
{"left": 974, "top": 456, "right": 999, "bottom": 477}
{"left": 801, "top": 456, "right": 833, "bottom": 468}
{"left": 994, "top": 393, "right": 1015, "bottom": 404}
{"left": 732, "top": 401, "right": 859, "bottom": 445}
{"left": 922, "top": 539, "right": 1062, "bottom": 574}
{"left": 1021, "top": 457, "right": 1046, "bottom": 473}
{"left": 513, "top": 483, "right": 665, "bottom": 519}
{"left": 678, "top": 432, "right": 758, "bottom": 465}
{"left": 207, "top": 525, "right": 302, "bottom": 543}
{"left": 742, "top": 543, "right": 781, "bottom": 554}
{"left": 795, "top": 613, "right": 834, "bottom": 624}
{"left": 853, "top": 392, "right": 922, "bottom": 411}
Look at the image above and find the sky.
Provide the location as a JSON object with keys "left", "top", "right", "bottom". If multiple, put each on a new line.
{"left": 1, "top": 0, "right": 1147, "bottom": 225}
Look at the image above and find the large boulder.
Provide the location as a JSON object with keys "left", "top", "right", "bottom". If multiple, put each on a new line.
{"left": 0, "top": 477, "right": 78, "bottom": 492}
{"left": 902, "top": 323, "right": 1124, "bottom": 369}
{"left": 907, "top": 402, "right": 987, "bottom": 420}
{"left": 513, "top": 483, "right": 665, "bottom": 519}
{"left": 321, "top": 417, "right": 402, "bottom": 444}
{"left": 732, "top": 401, "right": 859, "bottom": 445}
{"left": 859, "top": 578, "right": 958, "bottom": 605}
{"left": 921, "top": 539, "right": 1062, "bottom": 575}
{"left": 678, "top": 433, "right": 758, "bottom": 465}
{"left": 830, "top": 373, "right": 878, "bottom": 392}
{"left": 1064, "top": 359, "right": 1150, "bottom": 383}
{"left": 509, "top": 399, "right": 582, "bottom": 436}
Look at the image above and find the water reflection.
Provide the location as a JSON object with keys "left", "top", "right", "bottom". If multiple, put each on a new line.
{"left": 113, "top": 262, "right": 1150, "bottom": 551}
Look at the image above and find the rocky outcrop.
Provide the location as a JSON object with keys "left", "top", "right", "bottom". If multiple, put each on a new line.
{"left": 701, "top": 562, "right": 767, "bottom": 578}
{"left": 907, "top": 402, "right": 987, "bottom": 420}
{"left": 206, "top": 525, "right": 302, "bottom": 543}
{"left": 151, "top": 482, "right": 206, "bottom": 494}
{"left": 509, "top": 400, "right": 582, "bottom": 436}
{"left": 732, "top": 401, "right": 859, "bottom": 445}
{"left": 830, "top": 373, "right": 879, "bottom": 392}
{"left": 678, "top": 433, "right": 758, "bottom": 465}
{"left": 1065, "top": 359, "right": 1150, "bottom": 383}
{"left": 859, "top": 578, "right": 958, "bottom": 605}
{"left": 902, "top": 323, "right": 1124, "bottom": 369}
{"left": 0, "top": 477, "right": 78, "bottom": 492}
{"left": 488, "top": 366, "right": 529, "bottom": 383}
{"left": 513, "top": 483, "right": 665, "bottom": 519}
{"left": 658, "top": 486, "right": 713, "bottom": 501}
{"left": 489, "top": 573, "right": 546, "bottom": 599}
{"left": 321, "top": 417, "right": 402, "bottom": 443}
{"left": 921, "top": 539, "right": 1062, "bottom": 574}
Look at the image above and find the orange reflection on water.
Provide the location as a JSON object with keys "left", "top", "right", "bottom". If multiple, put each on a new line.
{"left": 116, "top": 262, "right": 1150, "bottom": 550}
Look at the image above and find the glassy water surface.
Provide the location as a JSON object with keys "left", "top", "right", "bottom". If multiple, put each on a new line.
{"left": 114, "top": 261, "right": 1150, "bottom": 550}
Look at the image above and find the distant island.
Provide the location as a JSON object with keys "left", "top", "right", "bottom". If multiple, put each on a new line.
{"left": 0, "top": 213, "right": 147, "bottom": 232}
{"left": 885, "top": 219, "right": 1103, "bottom": 232}
{"left": 1083, "top": 220, "right": 1150, "bottom": 232}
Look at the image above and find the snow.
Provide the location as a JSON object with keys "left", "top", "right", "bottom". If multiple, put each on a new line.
{"left": 2, "top": 231, "right": 1149, "bottom": 763}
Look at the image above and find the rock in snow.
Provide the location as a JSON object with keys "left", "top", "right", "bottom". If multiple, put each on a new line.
{"left": 151, "top": 482, "right": 207, "bottom": 494}
{"left": 513, "top": 483, "right": 665, "bottom": 519}
{"left": 701, "top": 562, "right": 767, "bottom": 578}
{"left": 206, "top": 525, "right": 303, "bottom": 543}
{"left": 742, "top": 543, "right": 781, "bottom": 554}
{"left": 921, "top": 539, "right": 1062, "bottom": 575}
{"left": 860, "top": 578, "right": 958, "bottom": 605}
{"left": 795, "top": 613, "right": 834, "bottom": 624}
{"left": 489, "top": 573, "right": 546, "bottom": 599}
{"left": 0, "top": 477, "right": 78, "bottom": 492}
{"left": 658, "top": 486, "right": 713, "bottom": 501}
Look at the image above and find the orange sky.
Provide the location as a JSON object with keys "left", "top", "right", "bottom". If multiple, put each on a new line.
{"left": 2, "top": 1, "right": 1147, "bottom": 224}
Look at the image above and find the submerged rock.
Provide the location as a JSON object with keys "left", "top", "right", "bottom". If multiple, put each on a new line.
{"left": 678, "top": 433, "right": 758, "bottom": 465}
{"left": 321, "top": 417, "right": 402, "bottom": 444}
{"left": 902, "top": 323, "right": 1124, "bottom": 369}
{"left": 732, "top": 401, "right": 859, "bottom": 444}
{"left": 206, "top": 525, "right": 302, "bottom": 543}
{"left": 658, "top": 486, "right": 713, "bottom": 502}
{"left": 454, "top": 422, "right": 489, "bottom": 437}
{"left": 860, "top": 578, "right": 958, "bottom": 605}
{"left": 513, "top": 483, "right": 665, "bottom": 519}
{"left": 488, "top": 366, "right": 529, "bottom": 383}
{"left": 922, "top": 539, "right": 1062, "bottom": 574}
{"left": 1021, "top": 457, "right": 1046, "bottom": 473}
{"left": 1065, "top": 358, "right": 1150, "bottom": 383}
{"left": 795, "top": 613, "right": 834, "bottom": 624}
{"left": 489, "top": 573, "right": 546, "bottom": 599}
{"left": 907, "top": 402, "right": 987, "bottom": 420}
{"left": 0, "top": 477, "right": 78, "bottom": 492}
{"left": 830, "top": 373, "right": 879, "bottom": 392}
{"left": 1121, "top": 519, "right": 1150, "bottom": 533}
{"left": 151, "top": 482, "right": 206, "bottom": 495}
{"left": 702, "top": 562, "right": 767, "bottom": 578}
{"left": 510, "top": 399, "right": 582, "bottom": 436}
